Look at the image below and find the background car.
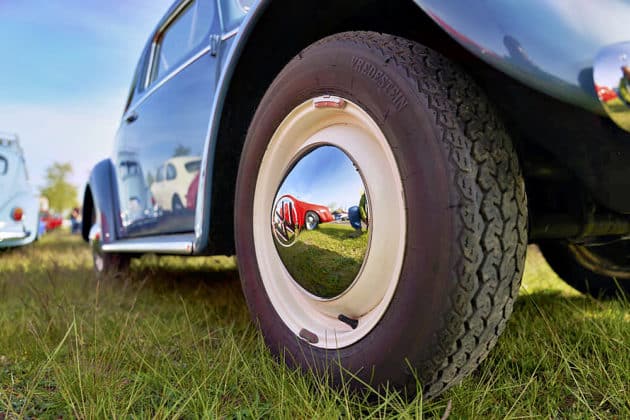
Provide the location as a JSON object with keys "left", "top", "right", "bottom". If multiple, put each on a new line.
{"left": 331, "top": 210, "right": 348, "bottom": 221}
{"left": 81, "top": 0, "right": 630, "bottom": 399}
{"left": 150, "top": 156, "right": 201, "bottom": 212}
{"left": 0, "top": 133, "right": 39, "bottom": 249}
{"left": 185, "top": 172, "right": 200, "bottom": 210}
{"left": 117, "top": 151, "right": 155, "bottom": 226}
{"left": 39, "top": 211, "right": 63, "bottom": 232}
{"left": 275, "top": 194, "right": 333, "bottom": 230}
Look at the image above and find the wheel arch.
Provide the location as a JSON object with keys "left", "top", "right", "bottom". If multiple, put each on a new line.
{"left": 206, "top": 0, "right": 471, "bottom": 254}
{"left": 82, "top": 159, "right": 121, "bottom": 245}
{"left": 81, "top": 185, "right": 93, "bottom": 242}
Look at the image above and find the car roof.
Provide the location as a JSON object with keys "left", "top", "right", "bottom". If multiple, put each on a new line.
{"left": 0, "top": 133, "right": 24, "bottom": 155}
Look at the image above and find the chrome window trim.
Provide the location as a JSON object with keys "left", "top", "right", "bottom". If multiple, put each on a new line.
{"left": 144, "top": 0, "right": 194, "bottom": 90}
{"left": 221, "top": 28, "right": 238, "bottom": 41}
{"left": 102, "top": 233, "right": 194, "bottom": 255}
{"left": 125, "top": 44, "right": 211, "bottom": 118}
{"left": 216, "top": 0, "right": 225, "bottom": 32}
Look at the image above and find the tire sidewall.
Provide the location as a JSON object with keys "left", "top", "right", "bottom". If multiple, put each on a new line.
{"left": 235, "top": 34, "right": 458, "bottom": 387}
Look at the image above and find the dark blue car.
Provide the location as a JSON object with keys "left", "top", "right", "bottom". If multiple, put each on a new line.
{"left": 83, "top": 0, "right": 630, "bottom": 397}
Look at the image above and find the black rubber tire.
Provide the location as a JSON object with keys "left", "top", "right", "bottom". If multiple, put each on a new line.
{"left": 93, "top": 250, "right": 130, "bottom": 276}
{"left": 235, "top": 32, "right": 528, "bottom": 398}
{"left": 539, "top": 241, "right": 630, "bottom": 298}
{"left": 304, "top": 211, "right": 319, "bottom": 230}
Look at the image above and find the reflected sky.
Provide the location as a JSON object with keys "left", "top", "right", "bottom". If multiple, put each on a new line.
{"left": 277, "top": 146, "right": 365, "bottom": 211}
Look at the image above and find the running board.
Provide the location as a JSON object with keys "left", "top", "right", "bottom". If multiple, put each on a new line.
{"left": 101, "top": 233, "right": 194, "bottom": 255}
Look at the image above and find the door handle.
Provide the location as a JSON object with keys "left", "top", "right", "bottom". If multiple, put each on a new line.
{"left": 209, "top": 34, "right": 220, "bottom": 56}
{"left": 125, "top": 112, "right": 138, "bottom": 123}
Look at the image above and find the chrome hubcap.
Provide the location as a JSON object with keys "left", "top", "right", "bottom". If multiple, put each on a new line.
{"left": 253, "top": 96, "right": 406, "bottom": 349}
{"left": 272, "top": 145, "right": 370, "bottom": 300}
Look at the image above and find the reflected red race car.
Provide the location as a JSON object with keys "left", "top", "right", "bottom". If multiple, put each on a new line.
{"left": 595, "top": 83, "right": 618, "bottom": 102}
{"left": 276, "top": 194, "right": 333, "bottom": 230}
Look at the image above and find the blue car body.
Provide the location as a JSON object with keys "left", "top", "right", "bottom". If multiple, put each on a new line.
{"left": 83, "top": 0, "right": 630, "bottom": 255}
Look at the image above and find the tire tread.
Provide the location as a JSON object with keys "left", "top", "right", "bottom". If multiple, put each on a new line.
{"left": 308, "top": 32, "right": 528, "bottom": 397}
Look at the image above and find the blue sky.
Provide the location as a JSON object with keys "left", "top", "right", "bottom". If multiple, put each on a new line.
{"left": 277, "top": 146, "right": 365, "bottom": 211}
{"left": 0, "top": 0, "right": 173, "bottom": 191}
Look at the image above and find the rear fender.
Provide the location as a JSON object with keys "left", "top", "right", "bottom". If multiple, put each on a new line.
{"left": 0, "top": 191, "right": 39, "bottom": 247}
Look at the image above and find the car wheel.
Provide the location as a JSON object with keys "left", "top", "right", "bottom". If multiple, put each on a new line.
{"left": 234, "top": 32, "right": 527, "bottom": 398}
{"left": 172, "top": 194, "right": 184, "bottom": 212}
{"left": 539, "top": 241, "right": 630, "bottom": 298}
{"left": 304, "top": 211, "right": 319, "bottom": 230}
{"left": 88, "top": 206, "right": 130, "bottom": 276}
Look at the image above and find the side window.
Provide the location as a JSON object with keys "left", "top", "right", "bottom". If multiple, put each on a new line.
{"left": 166, "top": 163, "right": 177, "bottom": 180}
{"left": 120, "top": 161, "right": 140, "bottom": 178}
{"left": 0, "top": 156, "right": 7, "bottom": 175}
{"left": 156, "top": 166, "right": 164, "bottom": 182}
{"left": 185, "top": 159, "right": 201, "bottom": 173}
{"left": 148, "top": 0, "right": 214, "bottom": 85}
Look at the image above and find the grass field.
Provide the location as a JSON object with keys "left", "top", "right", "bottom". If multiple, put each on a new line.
{"left": 0, "top": 231, "right": 628, "bottom": 418}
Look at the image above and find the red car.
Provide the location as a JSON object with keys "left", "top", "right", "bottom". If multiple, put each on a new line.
{"left": 40, "top": 211, "right": 63, "bottom": 232}
{"left": 186, "top": 172, "right": 200, "bottom": 210}
{"left": 275, "top": 194, "right": 333, "bottom": 231}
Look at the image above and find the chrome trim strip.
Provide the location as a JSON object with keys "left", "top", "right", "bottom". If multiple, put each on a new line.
{"left": 102, "top": 233, "right": 194, "bottom": 254}
{"left": 0, "top": 230, "right": 29, "bottom": 242}
{"left": 221, "top": 28, "right": 238, "bottom": 41}
{"left": 127, "top": 45, "right": 211, "bottom": 117}
{"left": 161, "top": 0, "right": 193, "bottom": 33}
{"left": 144, "top": 0, "right": 194, "bottom": 90}
{"left": 143, "top": 42, "right": 158, "bottom": 89}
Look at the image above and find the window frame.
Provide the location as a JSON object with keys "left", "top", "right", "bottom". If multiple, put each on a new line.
{"left": 143, "top": 0, "right": 211, "bottom": 90}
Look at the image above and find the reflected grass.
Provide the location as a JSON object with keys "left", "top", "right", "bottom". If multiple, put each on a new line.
{"left": 275, "top": 223, "right": 368, "bottom": 298}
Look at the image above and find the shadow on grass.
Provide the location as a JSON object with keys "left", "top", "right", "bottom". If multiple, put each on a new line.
{"left": 315, "top": 223, "right": 363, "bottom": 240}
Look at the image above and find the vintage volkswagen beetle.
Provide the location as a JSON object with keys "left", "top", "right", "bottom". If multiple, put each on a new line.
{"left": 83, "top": 0, "right": 630, "bottom": 397}
{"left": 0, "top": 133, "right": 39, "bottom": 249}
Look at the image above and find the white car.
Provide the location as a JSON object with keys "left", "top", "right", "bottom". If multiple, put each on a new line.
{"left": 117, "top": 151, "right": 154, "bottom": 226}
{"left": 150, "top": 156, "right": 201, "bottom": 212}
{"left": 0, "top": 133, "right": 39, "bottom": 248}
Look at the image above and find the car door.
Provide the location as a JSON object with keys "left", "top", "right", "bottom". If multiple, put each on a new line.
{"left": 115, "top": 0, "right": 219, "bottom": 237}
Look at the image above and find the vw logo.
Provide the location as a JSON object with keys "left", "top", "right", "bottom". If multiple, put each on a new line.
{"left": 272, "top": 195, "right": 300, "bottom": 247}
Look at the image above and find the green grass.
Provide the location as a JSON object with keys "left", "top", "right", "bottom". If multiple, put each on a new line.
{"left": 276, "top": 223, "right": 368, "bottom": 298}
{"left": 0, "top": 231, "right": 628, "bottom": 418}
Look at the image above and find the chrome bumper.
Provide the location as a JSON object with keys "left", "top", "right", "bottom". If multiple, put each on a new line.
{"left": 0, "top": 224, "right": 30, "bottom": 242}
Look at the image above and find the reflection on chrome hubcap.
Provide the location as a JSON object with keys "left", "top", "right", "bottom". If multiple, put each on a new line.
{"left": 272, "top": 195, "right": 300, "bottom": 247}
{"left": 271, "top": 145, "right": 370, "bottom": 300}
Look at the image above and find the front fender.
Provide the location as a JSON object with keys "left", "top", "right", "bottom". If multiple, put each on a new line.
{"left": 414, "top": 0, "right": 630, "bottom": 115}
{"left": 83, "top": 159, "right": 120, "bottom": 244}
